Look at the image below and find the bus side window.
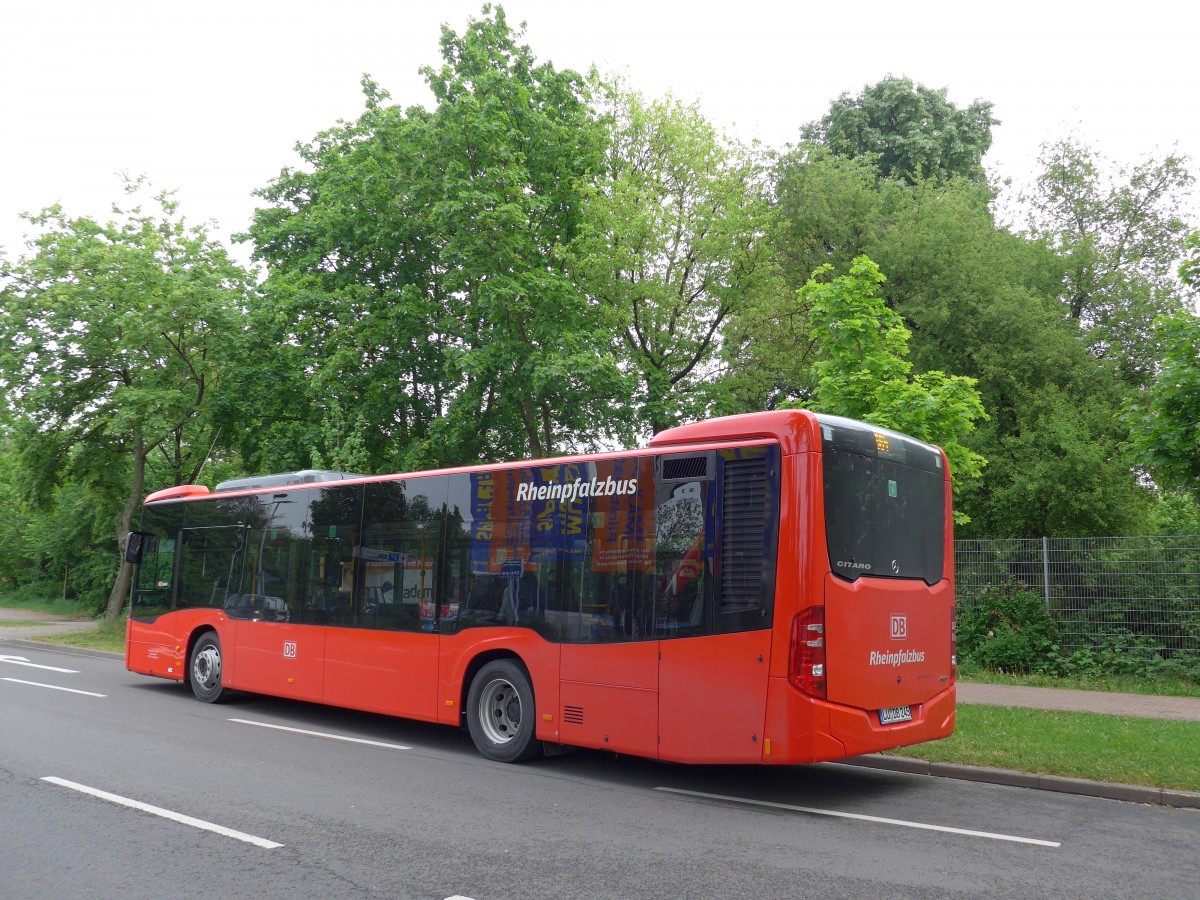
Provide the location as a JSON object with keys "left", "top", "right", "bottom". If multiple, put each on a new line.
{"left": 305, "top": 483, "right": 363, "bottom": 627}
{"left": 654, "top": 480, "right": 709, "bottom": 638}
{"left": 132, "top": 533, "right": 175, "bottom": 617}
{"left": 177, "top": 526, "right": 245, "bottom": 611}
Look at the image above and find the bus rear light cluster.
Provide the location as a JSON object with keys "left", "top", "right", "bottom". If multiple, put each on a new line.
{"left": 951, "top": 608, "right": 958, "bottom": 681}
{"left": 789, "top": 606, "right": 827, "bottom": 700}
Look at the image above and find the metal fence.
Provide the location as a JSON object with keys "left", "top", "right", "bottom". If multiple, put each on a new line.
{"left": 954, "top": 536, "right": 1200, "bottom": 655}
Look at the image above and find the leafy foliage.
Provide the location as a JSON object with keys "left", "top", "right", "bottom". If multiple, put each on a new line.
{"left": 0, "top": 180, "right": 252, "bottom": 616}
{"left": 1025, "top": 138, "right": 1195, "bottom": 383}
{"left": 797, "top": 256, "right": 987, "bottom": 518}
{"left": 957, "top": 586, "right": 1062, "bottom": 674}
{"left": 568, "top": 80, "right": 777, "bottom": 435}
{"left": 1125, "top": 231, "right": 1200, "bottom": 496}
{"left": 246, "top": 7, "right": 624, "bottom": 469}
{"left": 1125, "top": 308, "right": 1200, "bottom": 494}
{"left": 802, "top": 76, "right": 997, "bottom": 183}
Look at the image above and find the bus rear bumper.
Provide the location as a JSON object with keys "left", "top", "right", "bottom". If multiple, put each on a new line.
{"left": 762, "top": 677, "right": 956, "bottom": 764}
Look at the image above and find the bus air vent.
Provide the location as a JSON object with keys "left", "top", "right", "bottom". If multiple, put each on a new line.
{"left": 563, "top": 705, "right": 585, "bottom": 725}
{"left": 661, "top": 455, "right": 709, "bottom": 481}
{"left": 721, "top": 457, "right": 767, "bottom": 613}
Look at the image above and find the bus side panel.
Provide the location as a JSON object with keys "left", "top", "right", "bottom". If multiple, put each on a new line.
{"left": 323, "top": 628, "right": 440, "bottom": 722}
{"left": 768, "top": 451, "right": 822, "bottom": 683}
{"left": 761, "top": 676, "right": 844, "bottom": 764}
{"left": 229, "top": 619, "right": 325, "bottom": 703}
{"left": 560, "top": 642, "right": 659, "bottom": 758}
{"left": 125, "top": 615, "right": 183, "bottom": 681}
{"left": 437, "top": 629, "right": 561, "bottom": 740}
{"left": 658, "top": 630, "right": 772, "bottom": 763}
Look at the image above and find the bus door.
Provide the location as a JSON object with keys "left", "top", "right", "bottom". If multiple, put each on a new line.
{"left": 656, "top": 451, "right": 776, "bottom": 763}
{"left": 228, "top": 491, "right": 325, "bottom": 702}
{"left": 323, "top": 479, "right": 442, "bottom": 722}
{"left": 556, "top": 457, "right": 659, "bottom": 758}
{"left": 126, "top": 512, "right": 184, "bottom": 678}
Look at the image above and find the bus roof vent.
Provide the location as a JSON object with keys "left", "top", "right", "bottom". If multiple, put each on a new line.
{"left": 661, "top": 454, "right": 710, "bottom": 481}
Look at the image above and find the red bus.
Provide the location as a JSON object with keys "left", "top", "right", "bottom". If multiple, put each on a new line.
{"left": 124, "top": 410, "right": 956, "bottom": 764}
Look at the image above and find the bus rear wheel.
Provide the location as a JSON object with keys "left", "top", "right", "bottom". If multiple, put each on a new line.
{"left": 467, "top": 659, "right": 539, "bottom": 762}
{"left": 189, "top": 632, "right": 228, "bottom": 703}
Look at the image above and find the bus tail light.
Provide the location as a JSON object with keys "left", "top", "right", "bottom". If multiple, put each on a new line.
{"left": 951, "top": 608, "right": 957, "bottom": 681}
{"left": 789, "top": 606, "right": 827, "bottom": 700}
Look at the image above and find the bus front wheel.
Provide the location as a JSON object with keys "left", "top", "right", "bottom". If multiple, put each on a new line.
{"left": 189, "top": 632, "right": 228, "bottom": 703}
{"left": 467, "top": 659, "right": 539, "bottom": 763}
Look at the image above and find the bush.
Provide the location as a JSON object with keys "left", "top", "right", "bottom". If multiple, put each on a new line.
{"left": 958, "top": 585, "right": 1060, "bottom": 674}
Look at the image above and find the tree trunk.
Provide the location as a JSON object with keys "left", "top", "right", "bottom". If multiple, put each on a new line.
{"left": 104, "top": 437, "right": 147, "bottom": 621}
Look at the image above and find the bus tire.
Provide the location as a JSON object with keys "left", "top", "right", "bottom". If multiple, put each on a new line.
{"left": 466, "top": 659, "right": 539, "bottom": 763}
{"left": 189, "top": 632, "right": 228, "bottom": 703}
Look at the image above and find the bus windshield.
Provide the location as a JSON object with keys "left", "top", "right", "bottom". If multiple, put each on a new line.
{"left": 819, "top": 415, "right": 946, "bottom": 585}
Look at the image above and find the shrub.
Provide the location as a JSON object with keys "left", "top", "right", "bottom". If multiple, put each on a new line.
{"left": 958, "top": 585, "right": 1060, "bottom": 674}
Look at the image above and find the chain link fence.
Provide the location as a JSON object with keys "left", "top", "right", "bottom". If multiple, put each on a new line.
{"left": 955, "top": 536, "right": 1200, "bottom": 655}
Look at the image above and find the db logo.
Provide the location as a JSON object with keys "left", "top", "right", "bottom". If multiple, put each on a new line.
{"left": 283, "top": 641, "right": 297, "bottom": 659}
{"left": 890, "top": 615, "right": 908, "bottom": 640}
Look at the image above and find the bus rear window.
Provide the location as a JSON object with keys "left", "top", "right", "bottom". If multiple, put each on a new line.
{"left": 819, "top": 417, "right": 945, "bottom": 585}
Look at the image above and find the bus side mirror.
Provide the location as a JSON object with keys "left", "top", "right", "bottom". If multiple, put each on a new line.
{"left": 125, "top": 532, "right": 149, "bottom": 564}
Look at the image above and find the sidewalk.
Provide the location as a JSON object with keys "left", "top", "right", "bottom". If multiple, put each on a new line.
{"left": 0, "top": 607, "right": 99, "bottom": 642}
{"left": 958, "top": 681, "right": 1200, "bottom": 722}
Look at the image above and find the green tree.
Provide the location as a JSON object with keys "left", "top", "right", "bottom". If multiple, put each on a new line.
{"left": 247, "top": 6, "right": 624, "bottom": 468}
{"left": 799, "top": 256, "right": 986, "bottom": 519}
{"left": 802, "top": 76, "right": 998, "bottom": 183}
{"left": 568, "top": 81, "right": 777, "bottom": 435}
{"left": 419, "top": 6, "right": 623, "bottom": 458}
{"left": 1026, "top": 138, "right": 1195, "bottom": 383}
{"left": 0, "top": 182, "right": 251, "bottom": 618}
{"left": 1125, "top": 230, "right": 1200, "bottom": 493}
{"left": 243, "top": 82, "right": 449, "bottom": 473}
{"left": 757, "top": 148, "right": 1154, "bottom": 537}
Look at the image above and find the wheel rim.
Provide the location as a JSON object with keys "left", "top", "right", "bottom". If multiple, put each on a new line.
{"left": 193, "top": 644, "right": 221, "bottom": 691}
{"left": 478, "top": 677, "right": 522, "bottom": 745}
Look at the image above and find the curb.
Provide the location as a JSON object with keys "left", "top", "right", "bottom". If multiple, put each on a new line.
{"left": 838, "top": 753, "right": 1200, "bottom": 810}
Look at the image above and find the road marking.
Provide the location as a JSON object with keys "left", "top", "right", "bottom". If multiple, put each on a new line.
{"left": 0, "top": 654, "right": 80, "bottom": 674}
{"left": 655, "top": 787, "right": 1061, "bottom": 847}
{"left": 3, "top": 677, "right": 105, "bottom": 697}
{"left": 229, "top": 718, "right": 412, "bottom": 750}
{"left": 41, "top": 777, "right": 283, "bottom": 849}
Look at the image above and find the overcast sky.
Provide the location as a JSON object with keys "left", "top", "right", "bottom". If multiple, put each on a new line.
{"left": 2, "top": 0, "right": 1196, "bottom": 263}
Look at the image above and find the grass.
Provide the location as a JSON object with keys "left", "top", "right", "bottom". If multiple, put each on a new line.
{"left": 0, "top": 588, "right": 122, "bottom": 652}
{"left": 0, "top": 588, "right": 96, "bottom": 620}
{"left": 29, "top": 619, "right": 126, "bottom": 653}
{"left": 888, "top": 704, "right": 1200, "bottom": 792}
{"left": 959, "top": 666, "right": 1200, "bottom": 699}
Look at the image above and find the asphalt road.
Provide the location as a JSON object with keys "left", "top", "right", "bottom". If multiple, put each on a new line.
{"left": 1, "top": 644, "right": 1197, "bottom": 899}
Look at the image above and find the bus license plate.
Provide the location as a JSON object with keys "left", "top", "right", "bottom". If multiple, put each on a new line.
{"left": 878, "top": 705, "right": 913, "bottom": 725}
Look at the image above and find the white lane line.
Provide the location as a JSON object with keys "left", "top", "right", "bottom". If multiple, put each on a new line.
{"left": 229, "top": 718, "right": 412, "bottom": 751}
{"left": 3, "top": 677, "right": 105, "bottom": 697}
{"left": 655, "top": 787, "right": 1061, "bottom": 847}
{"left": 42, "top": 777, "right": 283, "bottom": 849}
{"left": 0, "top": 654, "right": 79, "bottom": 673}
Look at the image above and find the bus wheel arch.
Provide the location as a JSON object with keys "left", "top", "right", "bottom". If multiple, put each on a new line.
{"left": 187, "top": 628, "right": 229, "bottom": 704}
{"left": 464, "top": 655, "right": 539, "bottom": 763}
